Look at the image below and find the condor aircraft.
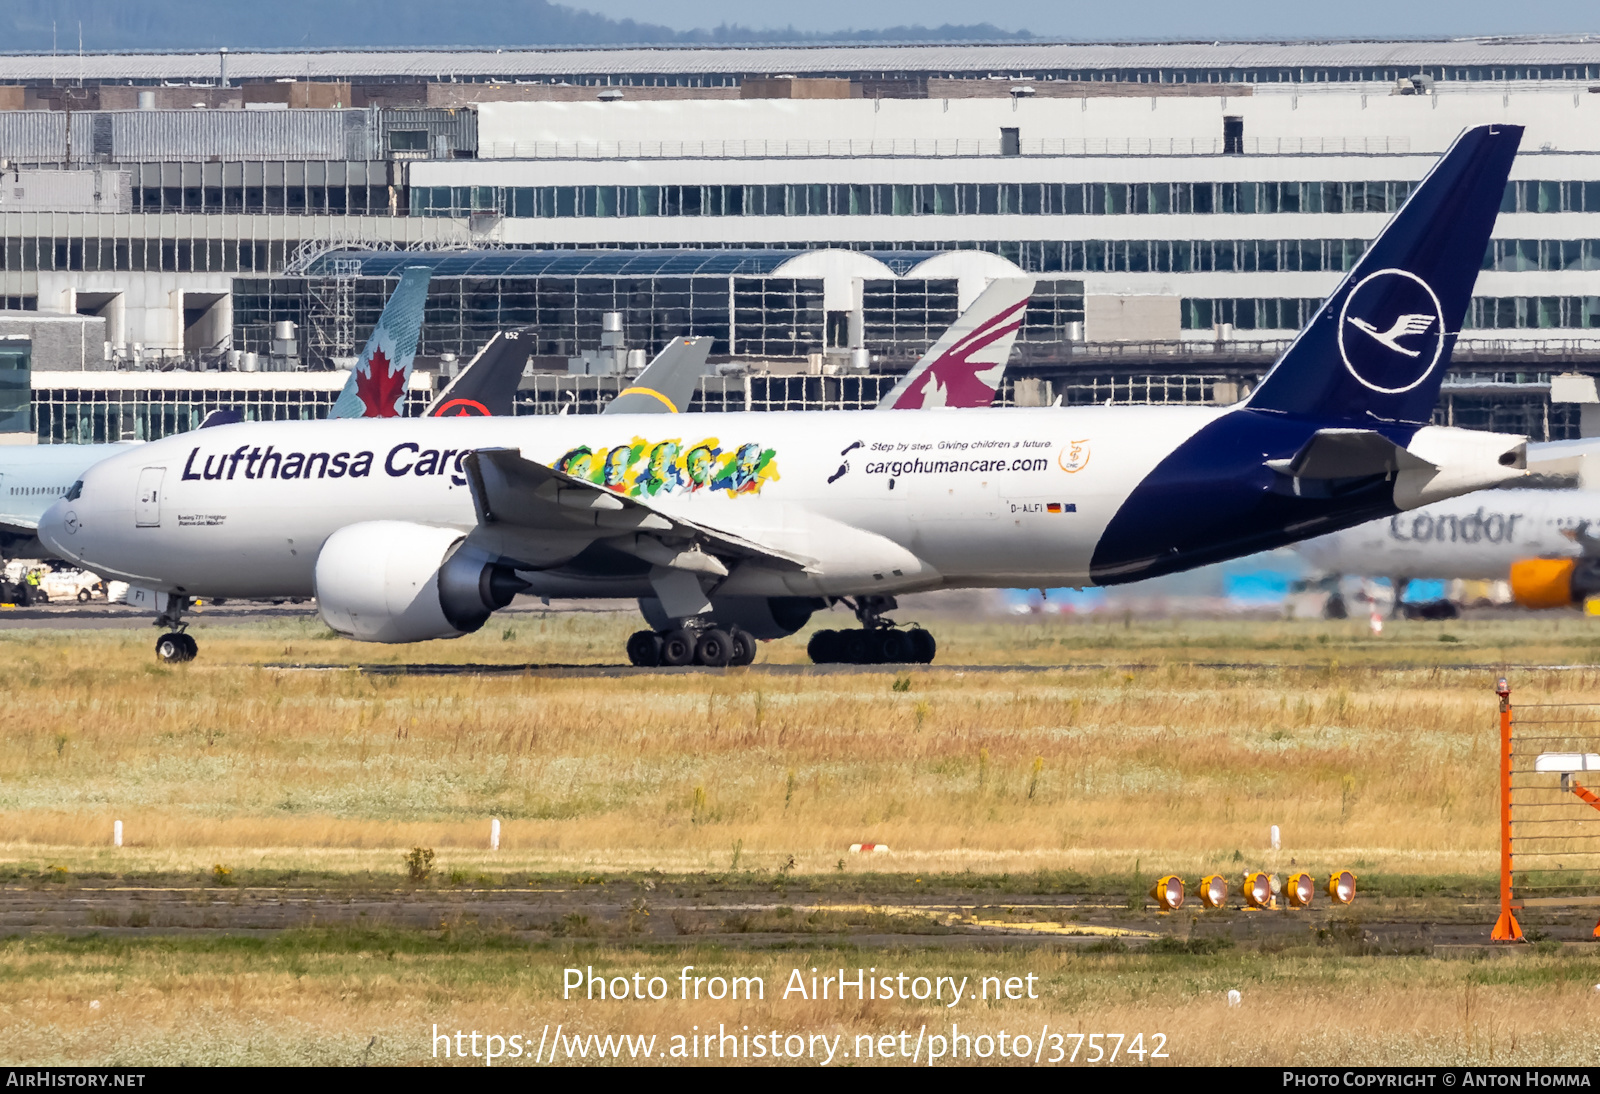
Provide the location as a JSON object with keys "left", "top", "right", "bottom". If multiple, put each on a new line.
{"left": 42, "top": 126, "right": 1529, "bottom": 666}
{"left": 1295, "top": 484, "right": 1600, "bottom": 612}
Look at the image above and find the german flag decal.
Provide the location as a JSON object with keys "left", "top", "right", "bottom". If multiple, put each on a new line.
{"left": 1046, "top": 503, "right": 1076, "bottom": 514}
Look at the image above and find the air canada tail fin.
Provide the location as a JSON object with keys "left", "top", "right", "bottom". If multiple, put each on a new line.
{"left": 604, "top": 336, "right": 712, "bottom": 415}
{"left": 428, "top": 327, "right": 532, "bottom": 417}
{"left": 330, "top": 266, "right": 432, "bottom": 419}
{"left": 1246, "top": 124, "right": 1521, "bottom": 425}
{"left": 877, "top": 277, "right": 1035, "bottom": 409}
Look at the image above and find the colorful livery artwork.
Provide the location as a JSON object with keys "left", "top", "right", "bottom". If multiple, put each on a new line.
{"left": 555, "top": 438, "right": 779, "bottom": 499}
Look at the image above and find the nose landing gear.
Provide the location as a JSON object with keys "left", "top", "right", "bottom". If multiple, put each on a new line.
{"left": 152, "top": 593, "right": 197, "bottom": 663}
{"left": 807, "top": 595, "right": 936, "bottom": 665}
{"left": 626, "top": 622, "right": 757, "bottom": 668}
{"left": 155, "top": 631, "right": 197, "bottom": 663}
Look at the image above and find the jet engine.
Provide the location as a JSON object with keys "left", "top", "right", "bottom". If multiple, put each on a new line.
{"left": 1510, "top": 557, "right": 1600, "bottom": 611}
{"left": 315, "top": 520, "right": 528, "bottom": 642}
{"left": 639, "top": 595, "right": 825, "bottom": 640}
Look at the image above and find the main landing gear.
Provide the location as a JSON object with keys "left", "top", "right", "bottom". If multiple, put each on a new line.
{"left": 807, "top": 595, "right": 936, "bottom": 665}
{"left": 153, "top": 593, "right": 197, "bottom": 664}
{"left": 626, "top": 623, "right": 757, "bottom": 668}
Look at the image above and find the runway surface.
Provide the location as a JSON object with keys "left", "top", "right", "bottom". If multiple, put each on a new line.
{"left": 0, "top": 877, "right": 1571, "bottom": 950}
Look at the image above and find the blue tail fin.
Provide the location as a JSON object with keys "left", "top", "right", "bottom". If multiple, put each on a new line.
{"left": 1246, "top": 124, "right": 1521, "bottom": 425}
{"left": 330, "top": 266, "right": 432, "bottom": 419}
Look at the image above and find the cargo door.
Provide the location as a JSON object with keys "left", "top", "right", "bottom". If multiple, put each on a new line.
{"left": 135, "top": 467, "right": 164, "bottom": 528}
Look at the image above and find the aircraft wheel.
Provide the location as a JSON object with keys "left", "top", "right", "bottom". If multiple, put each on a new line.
{"left": 879, "top": 629, "right": 915, "bottom": 664}
{"left": 807, "top": 629, "right": 839, "bottom": 664}
{"left": 155, "top": 632, "right": 193, "bottom": 664}
{"left": 909, "top": 628, "right": 937, "bottom": 664}
{"left": 659, "top": 628, "right": 696, "bottom": 667}
{"left": 695, "top": 628, "right": 733, "bottom": 668}
{"left": 179, "top": 633, "right": 198, "bottom": 660}
{"left": 839, "top": 629, "right": 870, "bottom": 665}
{"left": 626, "top": 630, "right": 663, "bottom": 667}
{"left": 728, "top": 627, "right": 757, "bottom": 667}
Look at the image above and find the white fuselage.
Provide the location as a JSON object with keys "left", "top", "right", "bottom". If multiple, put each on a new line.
{"left": 41, "top": 406, "right": 1225, "bottom": 599}
{"left": 1296, "top": 488, "right": 1600, "bottom": 581}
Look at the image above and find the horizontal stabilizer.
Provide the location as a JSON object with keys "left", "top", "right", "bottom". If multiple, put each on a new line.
{"left": 1265, "top": 429, "right": 1434, "bottom": 480}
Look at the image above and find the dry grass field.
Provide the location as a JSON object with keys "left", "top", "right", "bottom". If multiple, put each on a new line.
{"left": 4, "top": 609, "right": 1600, "bottom": 1067}
{"left": 5, "top": 934, "right": 1600, "bottom": 1066}
{"left": 1, "top": 610, "right": 1595, "bottom": 876}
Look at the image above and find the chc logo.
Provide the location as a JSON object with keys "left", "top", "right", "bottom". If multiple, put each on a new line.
{"left": 1336, "top": 268, "right": 1445, "bottom": 394}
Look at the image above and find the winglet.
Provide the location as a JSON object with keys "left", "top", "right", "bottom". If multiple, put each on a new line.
{"left": 330, "top": 266, "right": 433, "bottom": 419}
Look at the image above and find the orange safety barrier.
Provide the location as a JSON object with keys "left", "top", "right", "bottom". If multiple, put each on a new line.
{"left": 1570, "top": 779, "right": 1600, "bottom": 812}
{"left": 1496, "top": 683, "right": 1600, "bottom": 940}
{"left": 1492, "top": 678, "right": 1522, "bottom": 941}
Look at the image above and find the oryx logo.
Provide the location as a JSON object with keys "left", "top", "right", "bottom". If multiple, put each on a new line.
{"left": 1337, "top": 268, "right": 1446, "bottom": 394}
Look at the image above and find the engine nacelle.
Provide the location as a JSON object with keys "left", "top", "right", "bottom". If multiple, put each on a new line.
{"left": 639, "top": 595, "right": 824, "bottom": 639}
{"left": 1510, "top": 557, "right": 1600, "bottom": 611}
{"left": 315, "top": 520, "right": 527, "bottom": 643}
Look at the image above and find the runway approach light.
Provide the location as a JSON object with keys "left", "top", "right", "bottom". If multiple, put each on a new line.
{"left": 1242, "top": 871, "right": 1273, "bottom": 909}
{"left": 1286, "top": 871, "right": 1315, "bottom": 908}
{"left": 1199, "top": 874, "right": 1228, "bottom": 909}
{"left": 1327, "top": 870, "right": 1357, "bottom": 904}
{"left": 1149, "top": 875, "right": 1185, "bottom": 911}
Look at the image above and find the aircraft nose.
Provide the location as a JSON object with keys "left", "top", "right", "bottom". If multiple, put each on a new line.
{"left": 38, "top": 499, "right": 83, "bottom": 561}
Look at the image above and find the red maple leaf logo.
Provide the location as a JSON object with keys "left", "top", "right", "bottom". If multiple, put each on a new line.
{"left": 355, "top": 347, "right": 406, "bottom": 417}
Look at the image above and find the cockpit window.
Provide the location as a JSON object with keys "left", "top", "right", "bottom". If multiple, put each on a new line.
{"left": 65, "top": 480, "right": 83, "bottom": 501}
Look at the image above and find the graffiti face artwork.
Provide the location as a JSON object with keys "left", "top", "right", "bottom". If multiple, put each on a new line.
{"left": 686, "top": 445, "right": 715, "bottom": 488}
{"left": 603, "top": 444, "right": 634, "bottom": 487}
{"left": 642, "top": 440, "right": 683, "bottom": 496}
{"left": 556, "top": 447, "right": 596, "bottom": 480}
{"left": 555, "top": 436, "right": 779, "bottom": 500}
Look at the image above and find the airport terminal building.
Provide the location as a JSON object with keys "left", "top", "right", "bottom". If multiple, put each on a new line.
{"left": 2, "top": 39, "right": 1599, "bottom": 441}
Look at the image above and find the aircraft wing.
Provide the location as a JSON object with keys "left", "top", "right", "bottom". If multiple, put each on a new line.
{"left": 0, "top": 514, "right": 38, "bottom": 535}
{"left": 460, "top": 448, "right": 812, "bottom": 575}
{"left": 604, "top": 336, "right": 712, "bottom": 414}
{"left": 427, "top": 328, "right": 533, "bottom": 417}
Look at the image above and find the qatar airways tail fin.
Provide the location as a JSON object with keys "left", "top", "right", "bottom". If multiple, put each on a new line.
{"left": 1246, "top": 124, "right": 1521, "bottom": 426}
{"left": 877, "top": 277, "right": 1035, "bottom": 410}
{"left": 329, "top": 266, "right": 432, "bottom": 419}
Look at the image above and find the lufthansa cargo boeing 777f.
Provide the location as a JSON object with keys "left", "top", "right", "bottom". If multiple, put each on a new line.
{"left": 42, "top": 126, "right": 1530, "bottom": 667}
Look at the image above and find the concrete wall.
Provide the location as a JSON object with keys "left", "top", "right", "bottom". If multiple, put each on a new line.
{"left": 35, "top": 271, "right": 232, "bottom": 360}
{"left": 1084, "top": 295, "right": 1181, "bottom": 343}
{"left": 0, "top": 313, "right": 107, "bottom": 370}
{"left": 475, "top": 88, "right": 1600, "bottom": 155}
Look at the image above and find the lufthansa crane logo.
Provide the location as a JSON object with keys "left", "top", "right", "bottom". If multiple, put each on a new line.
{"left": 1336, "top": 268, "right": 1446, "bottom": 395}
